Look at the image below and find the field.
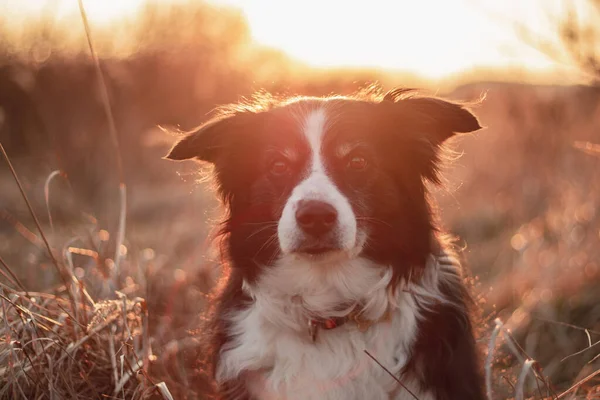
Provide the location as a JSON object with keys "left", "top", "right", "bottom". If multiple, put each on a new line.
{"left": 1, "top": 1, "right": 600, "bottom": 399}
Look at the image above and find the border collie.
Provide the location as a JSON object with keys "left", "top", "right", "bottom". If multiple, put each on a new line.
{"left": 166, "top": 88, "right": 485, "bottom": 400}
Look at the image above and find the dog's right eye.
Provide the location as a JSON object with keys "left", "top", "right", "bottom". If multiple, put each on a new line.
{"left": 269, "top": 159, "right": 290, "bottom": 176}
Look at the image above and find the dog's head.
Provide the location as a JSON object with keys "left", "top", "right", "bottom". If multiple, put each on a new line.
{"left": 166, "top": 89, "right": 480, "bottom": 282}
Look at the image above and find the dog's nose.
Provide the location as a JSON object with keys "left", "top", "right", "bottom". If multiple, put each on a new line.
{"left": 295, "top": 200, "right": 338, "bottom": 236}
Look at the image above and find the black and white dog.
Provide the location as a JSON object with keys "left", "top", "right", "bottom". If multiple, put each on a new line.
{"left": 166, "top": 88, "right": 485, "bottom": 400}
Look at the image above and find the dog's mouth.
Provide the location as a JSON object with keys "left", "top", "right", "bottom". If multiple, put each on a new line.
{"left": 299, "top": 246, "right": 337, "bottom": 255}
{"left": 289, "top": 235, "right": 363, "bottom": 258}
{"left": 293, "top": 241, "right": 349, "bottom": 259}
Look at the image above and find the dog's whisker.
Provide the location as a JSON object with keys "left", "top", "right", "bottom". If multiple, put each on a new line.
{"left": 252, "top": 234, "right": 279, "bottom": 260}
{"left": 246, "top": 224, "right": 278, "bottom": 240}
{"left": 241, "top": 221, "right": 279, "bottom": 227}
{"left": 356, "top": 216, "right": 394, "bottom": 228}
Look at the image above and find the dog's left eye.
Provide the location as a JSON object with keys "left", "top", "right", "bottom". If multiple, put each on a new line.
{"left": 347, "top": 155, "right": 368, "bottom": 171}
{"left": 269, "top": 159, "right": 290, "bottom": 176}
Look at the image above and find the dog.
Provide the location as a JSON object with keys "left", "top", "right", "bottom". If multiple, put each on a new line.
{"left": 166, "top": 88, "right": 485, "bottom": 400}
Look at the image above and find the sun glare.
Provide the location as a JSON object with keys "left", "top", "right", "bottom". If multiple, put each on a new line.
{"left": 216, "top": 0, "right": 558, "bottom": 78}
{"left": 78, "top": 0, "right": 145, "bottom": 23}
{"left": 3, "top": 0, "right": 561, "bottom": 79}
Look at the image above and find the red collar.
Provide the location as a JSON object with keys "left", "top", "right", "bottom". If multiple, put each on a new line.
{"left": 308, "top": 316, "right": 349, "bottom": 341}
{"left": 307, "top": 307, "right": 391, "bottom": 342}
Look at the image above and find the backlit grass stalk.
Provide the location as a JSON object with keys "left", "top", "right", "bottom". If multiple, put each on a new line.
{"left": 364, "top": 349, "right": 420, "bottom": 400}
{"left": 502, "top": 328, "right": 551, "bottom": 398}
{"left": 77, "top": 0, "right": 127, "bottom": 282}
{"left": 142, "top": 298, "right": 150, "bottom": 390}
{"left": 43, "top": 170, "right": 62, "bottom": 236}
{"left": 515, "top": 359, "right": 534, "bottom": 400}
{"left": 557, "top": 368, "right": 600, "bottom": 399}
{"left": 108, "top": 324, "right": 119, "bottom": 391}
{"left": 485, "top": 318, "right": 504, "bottom": 400}
{"left": 0, "top": 254, "right": 28, "bottom": 295}
{"left": 0, "top": 142, "right": 75, "bottom": 310}
{"left": 573, "top": 141, "right": 600, "bottom": 156}
{"left": 155, "top": 382, "right": 175, "bottom": 400}
{"left": 63, "top": 250, "right": 81, "bottom": 332}
{"left": 114, "top": 184, "right": 127, "bottom": 282}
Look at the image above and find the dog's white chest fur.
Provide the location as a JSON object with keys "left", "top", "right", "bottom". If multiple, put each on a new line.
{"left": 216, "top": 255, "right": 447, "bottom": 400}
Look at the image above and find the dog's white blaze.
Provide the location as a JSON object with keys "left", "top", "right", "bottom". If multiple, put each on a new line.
{"left": 303, "top": 107, "right": 328, "bottom": 173}
{"left": 277, "top": 107, "right": 358, "bottom": 254}
{"left": 217, "top": 255, "right": 459, "bottom": 400}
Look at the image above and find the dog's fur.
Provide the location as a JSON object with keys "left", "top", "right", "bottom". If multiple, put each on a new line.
{"left": 166, "top": 88, "right": 485, "bottom": 400}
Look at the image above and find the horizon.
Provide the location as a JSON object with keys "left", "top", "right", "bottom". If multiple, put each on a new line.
{"left": 0, "top": 0, "right": 586, "bottom": 84}
{"left": 215, "top": 0, "right": 559, "bottom": 78}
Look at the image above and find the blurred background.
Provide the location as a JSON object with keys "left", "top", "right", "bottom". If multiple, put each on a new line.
{"left": 0, "top": 0, "right": 599, "bottom": 398}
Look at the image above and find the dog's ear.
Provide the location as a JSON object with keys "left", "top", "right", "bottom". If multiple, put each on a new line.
{"left": 382, "top": 89, "right": 482, "bottom": 183}
{"left": 383, "top": 88, "right": 481, "bottom": 146}
{"left": 165, "top": 113, "right": 253, "bottom": 164}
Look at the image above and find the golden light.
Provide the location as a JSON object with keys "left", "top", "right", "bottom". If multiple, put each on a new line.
{"left": 2, "top": 0, "right": 145, "bottom": 25}
{"left": 216, "top": 0, "right": 558, "bottom": 78}
{"left": 2, "top": 0, "right": 564, "bottom": 79}
{"left": 78, "top": 0, "right": 145, "bottom": 23}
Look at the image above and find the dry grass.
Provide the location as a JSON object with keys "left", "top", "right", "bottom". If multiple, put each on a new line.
{"left": 0, "top": 140, "right": 175, "bottom": 399}
{"left": 0, "top": 284, "right": 158, "bottom": 399}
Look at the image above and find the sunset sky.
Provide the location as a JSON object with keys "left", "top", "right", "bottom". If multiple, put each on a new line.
{"left": 217, "top": 0, "right": 561, "bottom": 77}
{"left": 2, "top": 0, "right": 572, "bottom": 79}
